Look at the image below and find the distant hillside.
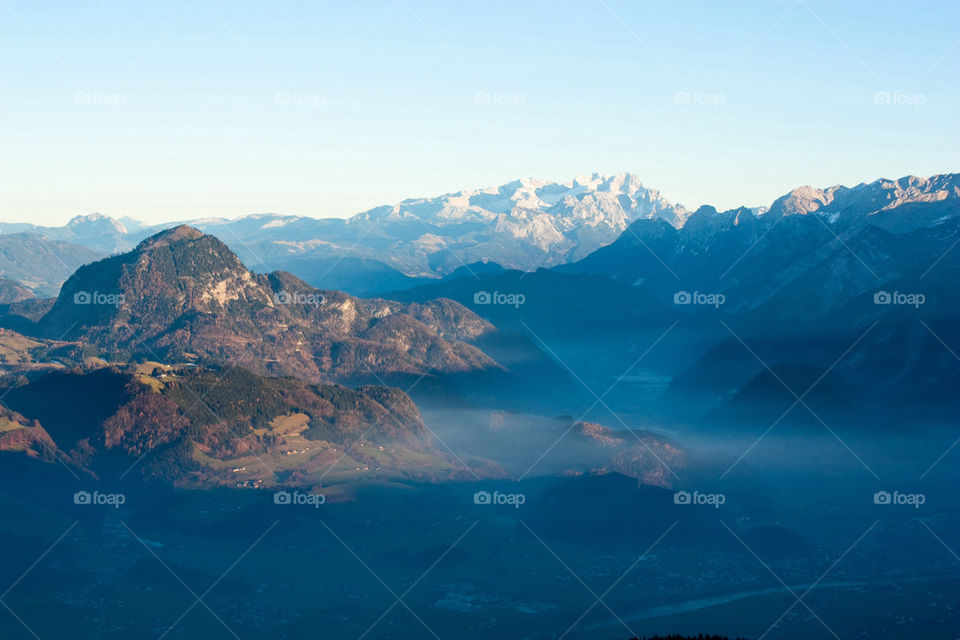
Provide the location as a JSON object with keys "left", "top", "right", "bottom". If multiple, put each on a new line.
{"left": 0, "top": 327, "right": 83, "bottom": 369}
{"left": 0, "top": 277, "right": 33, "bottom": 303}
{"left": 0, "top": 364, "right": 494, "bottom": 485}
{"left": 269, "top": 255, "right": 424, "bottom": 296}
{"left": 0, "top": 233, "right": 101, "bottom": 296}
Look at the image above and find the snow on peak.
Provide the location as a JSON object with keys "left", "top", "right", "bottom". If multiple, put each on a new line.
{"left": 67, "top": 213, "right": 128, "bottom": 234}
{"left": 344, "top": 174, "right": 687, "bottom": 269}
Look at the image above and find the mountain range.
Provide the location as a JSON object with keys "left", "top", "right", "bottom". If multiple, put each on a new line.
{"left": 0, "top": 171, "right": 957, "bottom": 488}
{"left": 2, "top": 172, "right": 957, "bottom": 300}
{"left": 387, "top": 172, "right": 960, "bottom": 429}
{"left": 0, "top": 173, "right": 684, "bottom": 289}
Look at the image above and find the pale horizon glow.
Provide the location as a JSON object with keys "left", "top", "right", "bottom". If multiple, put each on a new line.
{"left": 1, "top": 0, "right": 958, "bottom": 226}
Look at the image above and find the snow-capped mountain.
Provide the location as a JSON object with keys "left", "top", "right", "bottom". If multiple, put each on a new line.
{"left": 3, "top": 173, "right": 958, "bottom": 296}
{"left": 767, "top": 174, "right": 960, "bottom": 231}
{"left": 0, "top": 173, "right": 685, "bottom": 277}
{"left": 562, "top": 172, "right": 960, "bottom": 322}
{"left": 334, "top": 172, "right": 686, "bottom": 273}
{"left": 0, "top": 212, "right": 137, "bottom": 254}
{"left": 355, "top": 173, "right": 683, "bottom": 244}
{"left": 185, "top": 172, "right": 685, "bottom": 276}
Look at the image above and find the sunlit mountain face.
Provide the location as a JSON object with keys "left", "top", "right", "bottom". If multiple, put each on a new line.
{"left": 0, "top": 171, "right": 957, "bottom": 639}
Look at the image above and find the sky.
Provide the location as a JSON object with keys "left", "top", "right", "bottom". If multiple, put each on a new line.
{"left": 0, "top": 0, "right": 957, "bottom": 225}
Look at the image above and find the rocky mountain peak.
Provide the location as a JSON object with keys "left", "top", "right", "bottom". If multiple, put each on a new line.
{"left": 767, "top": 173, "right": 960, "bottom": 228}
{"left": 66, "top": 212, "right": 126, "bottom": 232}
{"left": 137, "top": 224, "right": 206, "bottom": 249}
{"left": 35, "top": 226, "right": 501, "bottom": 384}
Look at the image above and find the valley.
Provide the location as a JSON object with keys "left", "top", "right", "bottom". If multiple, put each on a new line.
{"left": 0, "top": 468, "right": 956, "bottom": 640}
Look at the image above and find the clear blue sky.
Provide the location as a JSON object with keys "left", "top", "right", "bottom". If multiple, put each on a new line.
{"left": 1, "top": 0, "right": 957, "bottom": 225}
